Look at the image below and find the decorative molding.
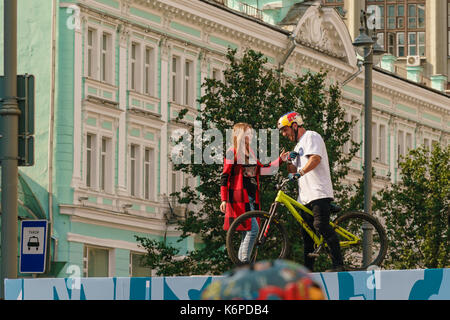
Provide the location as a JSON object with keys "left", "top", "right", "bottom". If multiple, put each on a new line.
{"left": 60, "top": 204, "right": 180, "bottom": 237}
{"left": 296, "top": 16, "right": 346, "bottom": 61}
{"left": 121, "top": 0, "right": 132, "bottom": 15}
{"left": 66, "top": 232, "right": 146, "bottom": 253}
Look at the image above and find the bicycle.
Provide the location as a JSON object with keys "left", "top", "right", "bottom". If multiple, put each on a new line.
{"left": 226, "top": 176, "right": 388, "bottom": 271}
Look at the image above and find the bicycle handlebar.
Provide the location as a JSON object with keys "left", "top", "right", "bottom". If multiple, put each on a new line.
{"left": 276, "top": 175, "right": 300, "bottom": 190}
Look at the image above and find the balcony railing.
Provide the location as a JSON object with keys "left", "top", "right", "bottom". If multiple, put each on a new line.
{"left": 211, "top": 0, "right": 264, "bottom": 21}
{"left": 238, "top": 2, "right": 263, "bottom": 20}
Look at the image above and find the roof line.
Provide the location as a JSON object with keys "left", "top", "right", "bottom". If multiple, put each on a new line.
{"left": 198, "top": 0, "right": 291, "bottom": 36}
{"left": 374, "top": 66, "right": 449, "bottom": 99}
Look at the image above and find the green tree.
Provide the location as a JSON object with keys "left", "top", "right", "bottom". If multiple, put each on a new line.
{"left": 374, "top": 144, "right": 450, "bottom": 269}
{"left": 136, "top": 48, "right": 359, "bottom": 275}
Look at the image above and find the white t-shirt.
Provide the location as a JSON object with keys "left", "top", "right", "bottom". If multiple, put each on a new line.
{"left": 292, "top": 130, "right": 334, "bottom": 204}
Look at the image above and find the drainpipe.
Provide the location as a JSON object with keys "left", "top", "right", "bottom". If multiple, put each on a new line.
{"left": 48, "top": 0, "right": 57, "bottom": 259}
{"left": 276, "top": 26, "right": 301, "bottom": 95}
{"left": 342, "top": 59, "right": 364, "bottom": 86}
{"left": 279, "top": 34, "right": 298, "bottom": 69}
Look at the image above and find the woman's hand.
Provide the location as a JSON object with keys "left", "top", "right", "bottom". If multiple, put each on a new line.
{"left": 220, "top": 201, "right": 227, "bottom": 213}
{"left": 280, "top": 148, "right": 289, "bottom": 162}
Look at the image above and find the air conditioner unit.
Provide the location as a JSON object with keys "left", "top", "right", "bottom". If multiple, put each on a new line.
{"left": 406, "top": 55, "right": 421, "bottom": 67}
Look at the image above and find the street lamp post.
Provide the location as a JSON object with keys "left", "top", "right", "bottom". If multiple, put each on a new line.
{"left": 352, "top": 10, "right": 384, "bottom": 267}
{"left": 0, "top": 0, "right": 19, "bottom": 299}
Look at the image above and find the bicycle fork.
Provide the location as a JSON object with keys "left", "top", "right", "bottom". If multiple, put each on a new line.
{"left": 250, "top": 202, "right": 279, "bottom": 262}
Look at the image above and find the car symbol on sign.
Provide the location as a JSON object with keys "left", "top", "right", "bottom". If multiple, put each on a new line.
{"left": 27, "top": 236, "right": 40, "bottom": 251}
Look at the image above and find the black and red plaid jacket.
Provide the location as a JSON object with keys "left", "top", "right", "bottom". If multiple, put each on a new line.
{"left": 221, "top": 147, "right": 282, "bottom": 231}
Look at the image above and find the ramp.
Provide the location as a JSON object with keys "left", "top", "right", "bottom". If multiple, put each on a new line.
{"left": 4, "top": 268, "right": 450, "bottom": 300}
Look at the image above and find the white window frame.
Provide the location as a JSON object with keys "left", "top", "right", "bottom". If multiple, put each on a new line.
{"left": 397, "top": 126, "right": 414, "bottom": 163}
{"left": 387, "top": 32, "right": 395, "bottom": 56}
{"left": 129, "top": 252, "right": 153, "bottom": 277}
{"left": 171, "top": 55, "right": 181, "bottom": 104}
{"left": 85, "top": 23, "right": 116, "bottom": 83}
{"left": 397, "top": 129, "right": 405, "bottom": 161}
{"left": 170, "top": 162, "right": 192, "bottom": 197}
{"left": 407, "top": 3, "right": 417, "bottom": 28}
{"left": 129, "top": 37, "right": 158, "bottom": 96}
{"left": 418, "top": 31, "right": 425, "bottom": 57}
{"left": 210, "top": 65, "right": 224, "bottom": 95}
{"left": 83, "top": 245, "right": 113, "bottom": 278}
{"left": 343, "top": 111, "right": 360, "bottom": 155}
{"left": 144, "top": 46, "right": 156, "bottom": 96}
{"left": 408, "top": 32, "right": 417, "bottom": 56}
{"left": 101, "top": 32, "right": 113, "bottom": 84}
{"left": 84, "top": 113, "right": 116, "bottom": 193}
{"left": 85, "top": 132, "right": 97, "bottom": 189}
{"left": 405, "top": 132, "right": 413, "bottom": 154}
{"left": 372, "top": 122, "right": 377, "bottom": 162}
{"left": 143, "top": 147, "right": 156, "bottom": 201}
{"left": 87, "top": 27, "right": 97, "bottom": 79}
{"left": 127, "top": 136, "right": 157, "bottom": 200}
{"left": 170, "top": 49, "right": 198, "bottom": 107}
{"left": 378, "top": 124, "right": 387, "bottom": 164}
{"left": 99, "top": 136, "right": 113, "bottom": 193}
{"left": 431, "top": 139, "right": 439, "bottom": 151}
{"left": 129, "top": 143, "right": 140, "bottom": 197}
{"left": 376, "top": 32, "right": 385, "bottom": 51}
{"left": 184, "top": 59, "right": 194, "bottom": 106}
{"left": 397, "top": 32, "right": 405, "bottom": 57}
{"left": 211, "top": 67, "right": 223, "bottom": 82}
{"left": 371, "top": 121, "right": 387, "bottom": 164}
{"left": 130, "top": 42, "right": 141, "bottom": 92}
{"left": 423, "top": 137, "right": 430, "bottom": 150}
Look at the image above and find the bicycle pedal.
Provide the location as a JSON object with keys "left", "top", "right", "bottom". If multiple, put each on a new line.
{"left": 308, "top": 253, "right": 320, "bottom": 258}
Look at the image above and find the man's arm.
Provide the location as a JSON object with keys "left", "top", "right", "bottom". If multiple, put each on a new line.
{"left": 299, "top": 154, "right": 321, "bottom": 175}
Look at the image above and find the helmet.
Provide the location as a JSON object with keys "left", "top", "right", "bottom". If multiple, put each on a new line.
{"left": 277, "top": 111, "right": 303, "bottom": 129}
{"left": 201, "top": 259, "right": 326, "bottom": 300}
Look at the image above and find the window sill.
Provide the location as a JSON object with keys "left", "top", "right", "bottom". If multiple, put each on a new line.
{"left": 84, "top": 76, "right": 117, "bottom": 89}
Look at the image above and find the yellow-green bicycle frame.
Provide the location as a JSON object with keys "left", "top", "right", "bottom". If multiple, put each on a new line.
{"left": 273, "top": 189, "right": 361, "bottom": 249}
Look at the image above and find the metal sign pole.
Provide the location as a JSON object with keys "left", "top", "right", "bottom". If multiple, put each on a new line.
{"left": 1, "top": 0, "right": 20, "bottom": 299}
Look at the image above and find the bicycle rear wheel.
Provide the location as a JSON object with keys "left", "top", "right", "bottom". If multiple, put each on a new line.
{"left": 333, "top": 211, "right": 387, "bottom": 270}
{"left": 226, "top": 210, "right": 289, "bottom": 266}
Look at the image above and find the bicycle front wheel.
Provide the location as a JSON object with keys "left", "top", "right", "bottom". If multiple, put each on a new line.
{"left": 226, "top": 210, "right": 289, "bottom": 266}
{"left": 334, "top": 211, "right": 387, "bottom": 270}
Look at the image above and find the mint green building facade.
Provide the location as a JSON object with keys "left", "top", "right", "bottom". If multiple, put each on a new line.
{"left": 0, "top": 0, "right": 448, "bottom": 278}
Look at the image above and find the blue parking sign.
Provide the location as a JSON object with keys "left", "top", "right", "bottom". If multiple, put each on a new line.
{"left": 20, "top": 220, "right": 48, "bottom": 273}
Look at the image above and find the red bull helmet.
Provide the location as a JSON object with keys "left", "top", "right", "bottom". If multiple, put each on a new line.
{"left": 277, "top": 111, "right": 303, "bottom": 130}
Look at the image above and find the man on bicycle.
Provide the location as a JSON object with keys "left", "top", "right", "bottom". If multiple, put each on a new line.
{"left": 278, "top": 111, "right": 344, "bottom": 272}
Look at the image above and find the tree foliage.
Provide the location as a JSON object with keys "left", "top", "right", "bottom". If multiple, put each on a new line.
{"left": 374, "top": 144, "right": 450, "bottom": 269}
{"left": 135, "top": 48, "right": 359, "bottom": 275}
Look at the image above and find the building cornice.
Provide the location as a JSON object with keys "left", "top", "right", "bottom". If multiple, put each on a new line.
{"left": 60, "top": 204, "right": 181, "bottom": 237}
{"left": 141, "top": 0, "right": 288, "bottom": 51}
{"left": 66, "top": 232, "right": 147, "bottom": 252}
{"left": 373, "top": 69, "right": 450, "bottom": 116}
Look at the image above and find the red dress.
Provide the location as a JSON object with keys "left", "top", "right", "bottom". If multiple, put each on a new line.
{"left": 220, "top": 147, "right": 282, "bottom": 231}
